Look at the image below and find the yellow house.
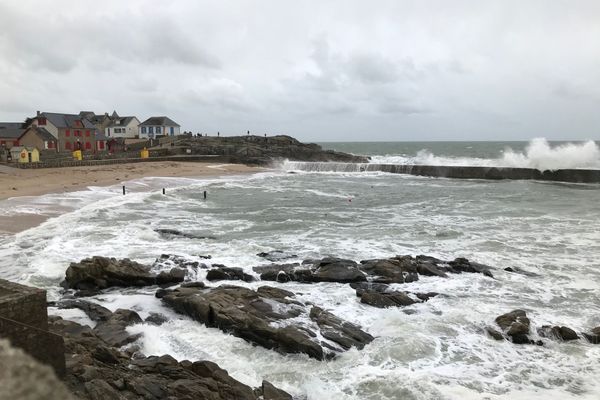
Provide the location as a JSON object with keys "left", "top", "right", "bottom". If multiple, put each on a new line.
{"left": 10, "top": 146, "right": 40, "bottom": 163}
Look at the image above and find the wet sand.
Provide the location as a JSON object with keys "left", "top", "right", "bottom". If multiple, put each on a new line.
{"left": 0, "top": 162, "right": 263, "bottom": 234}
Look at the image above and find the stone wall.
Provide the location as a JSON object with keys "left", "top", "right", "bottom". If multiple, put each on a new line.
{"left": 0, "top": 279, "right": 66, "bottom": 377}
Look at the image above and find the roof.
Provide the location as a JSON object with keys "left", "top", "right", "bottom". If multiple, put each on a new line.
{"left": 106, "top": 116, "right": 139, "bottom": 128}
{"left": 20, "top": 127, "right": 56, "bottom": 142}
{"left": 39, "top": 112, "right": 97, "bottom": 129}
{"left": 0, "top": 122, "right": 25, "bottom": 139}
{"left": 9, "top": 146, "right": 38, "bottom": 152}
{"left": 139, "top": 116, "right": 180, "bottom": 127}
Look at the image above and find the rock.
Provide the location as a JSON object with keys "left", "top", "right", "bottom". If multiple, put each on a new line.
{"left": 180, "top": 281, "right": 206, "bottom": 288}
{"left": 485, "top": 327, "right": 505, "bottom": 340}
{"left": 260, "top": 380, "right": 293, "bottom": 400}
{"left": 448, "top": 257, "right": 494, "bottom": 278}
{"left": 349, "top": 282, "right": 392, "bottom": 296}
{"left": 360, "top": 291, "right": 417, "bottom": 308}
{"left": 56, "top": 300, "right": 112, "bottom": 322}
{"left": 154, "top": 254, "right": 203, "bottom": 269}
{"left": 145, "top": 312, "right": 169, "bottom": 326}
{"left": 161, "top": 285, "right": 373, "bottom": 360}
{"left": 312, "top": 262, "right": 367, "bottom": 283}
{"left": 156, "top": 268, "right": 186, "bottom": 286}
{"left": 495, "top": 310, "right": 531, "bottom": 344}
{"left": 93, "top": 309, "right": 143, "bottom": 347}
{"left": 154, "top": 228, "right": 216, "bottom": 240}
{"left": 538, "top": 325, "right": 579, "bottom": 341}
{"left": 206, "top": 265, "right": 254, "bottom": 282}
{"left": 257, "top": 251, "right": 298, "bottom": 262}
{"left": 49, "top": 316, "right": 285, "bottom": 399}
{"left": 416, "top": 262, "right": 448, "bottom": 278}
{"left": 0, "top": 339, "right": 76, "bottom": 400}
{"left": 582, "top": 326, "right": 600, "bottom": 344}
{"left": 358, "top": 259, "right": 406, "bottom": 283}
{"left": 253, "top": 263, "right": 313, "bottom": 283}
{"left": 64, "top": 256, "right": 186, "bottom": 291}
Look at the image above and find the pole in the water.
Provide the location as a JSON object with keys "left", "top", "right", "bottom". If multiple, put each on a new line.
{"left": 162, "top": 188, "right": 165, "bottom": 195}
{"left": 203, "top": 190, "right": 207, "bottom": 199}
{"left": 122, "top": 186, "right": 125, "bottom": 195}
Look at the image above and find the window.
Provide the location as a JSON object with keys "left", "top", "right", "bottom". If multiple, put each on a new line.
{"left": 65, "top": 142, "right": 72, "bottom": 150}
{"left": 141, "top": 127, "right": 147, "bottom": 134}
{"left": 99, "top": 141, "right": 105, "bottom": 150}
{"left": 0, "top": 140, "right": 5, "bottom": 146}
{"left": 156, "top": 127, "right": 162, "bottom": 134}
{"left": 48, "top": 141, "right": 54, "bottom": 149}
{"left": 65, "top": 130, "right": 70, "bottom": 137}
{"left": 75, "top": 130, "right": 81, "bottom": 137}
{"left": 85, "top": 142, "right": 91, "bottom": 150}
{"left": 148, "top": 127, "right": 154, "bottom": 134}
{"left": 13, "top": 141, "right": 18, "bottom": 146}
{"left": 86, "top": 130, "right": 90, "bottom": 137}
{"left": 38, "top": 117, "right": 46, "bottom": 125}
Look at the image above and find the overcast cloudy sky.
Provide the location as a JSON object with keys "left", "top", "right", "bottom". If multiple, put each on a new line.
{"left": 1, "top": 0, "right": 599, "bottom": 141}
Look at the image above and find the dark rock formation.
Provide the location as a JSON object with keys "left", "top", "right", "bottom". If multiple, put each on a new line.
{"left": 206, "top": 265, "right": 254, "bottom": 282}
{"left": 153, "top": 254, "right": 207, "bottom": 270}
{"left": 254, "top": 255, "right": 492, "bottom": 284}
{"left": 160, "top": 285, "right": 373, "bottom": 360}
{"left": 257, "top": 251, "right": 298, "bottom": 262}
{"left": 485, "top": 327, "right": 505, "bottom": 341}
{"left": 350, "top": 282, "right": 438, "bottom": 309}
{"left": 582, "top": 327, "right": 600, "bottom": 344}
{"left": 495, "top": 310, "right": 542, "bottom": 345}
{"left": 537, "top": 325, "right": 579, "bottom": 341}
{"left": 154, "top": 229, "right": 216, "bottom": 240}
{"left": 48, "top": 316, "right": 292, "bottom": 400}
{"left": 64, "top": 256, "right": 185, "bottom": 291}
{"left": 145, "top": 312, "right": 169, "bottom": 326}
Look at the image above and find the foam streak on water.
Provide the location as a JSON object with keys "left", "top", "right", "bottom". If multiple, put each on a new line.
{"left": 0, "top": 163, "right": 599, "bottom": 399}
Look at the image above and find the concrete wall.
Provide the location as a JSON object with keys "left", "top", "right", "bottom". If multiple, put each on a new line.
{"left": 0, "top": 280, "right": 48, "bottom": 329}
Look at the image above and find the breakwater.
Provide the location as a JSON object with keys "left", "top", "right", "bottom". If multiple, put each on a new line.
{"left": 282, "top": 161, "right": 600, "bottom": 183}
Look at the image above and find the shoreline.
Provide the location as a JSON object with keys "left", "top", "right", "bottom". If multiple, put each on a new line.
{"left": 0, "top": 162, "right": 265, "bottom": 234}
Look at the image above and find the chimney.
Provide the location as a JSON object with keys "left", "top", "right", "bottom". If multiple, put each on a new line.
{"left": 36, "top": 111, "right": 41, "bottom": 116}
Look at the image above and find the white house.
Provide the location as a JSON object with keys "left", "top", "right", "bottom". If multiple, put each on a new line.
{"left": 138, "top": 116, "right": 181, "bottom": 139}
{"left": 105, "top": 116, "right": 140, "bottom": 139}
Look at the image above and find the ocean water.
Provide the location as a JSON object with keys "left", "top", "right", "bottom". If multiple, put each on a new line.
{"left": 0, "top": 140, "right": 599, "bottom": 399}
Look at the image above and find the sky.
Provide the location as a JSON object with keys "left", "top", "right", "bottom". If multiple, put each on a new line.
{"left": 1, "top": 0, "right": 599, "bottom": 141}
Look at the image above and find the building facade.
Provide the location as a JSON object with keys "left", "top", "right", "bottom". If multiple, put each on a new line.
{"left": 0, "top": 122, "right": 25, "bottom": 150}
{"left": 18, "top": 127, "right": 58, "bottom": 151}
{"left": 138, "top": 116, "right": 181, "bottom": 139}
{"left": 28, "top": 112, "right": 106, "bottom": 152}
{"left": 105, "top": 116, "right": 140, "bottom": 139}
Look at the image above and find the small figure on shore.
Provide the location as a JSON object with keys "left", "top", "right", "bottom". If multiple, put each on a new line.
{"left": 217, "top": 132, "right": 220, "bottom": 137}
{"left": 247, "top": 130, "right": 250, "bottom": 135}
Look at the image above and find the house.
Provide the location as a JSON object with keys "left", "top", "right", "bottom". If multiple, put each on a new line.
{"left": 18, "top": 126, "right": 58, "bottom": 151}
{"left": 105, "top": 115, "right": 140, "bottom": 139}
{"left": 138, "top": 116, "right": 180, "bottom": 139}
{"left": 27, "top": 112, "right": 106, "bottom": 152}
{"left": 0, "top": 122, "right": 25, "bottom": 149}
{"left": 9, "top": 146, "right": 40, "bottom": 163}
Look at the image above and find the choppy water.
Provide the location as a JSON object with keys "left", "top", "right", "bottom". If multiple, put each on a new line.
{"left": 1, "top": 141, "right": 600, "bottom": 399}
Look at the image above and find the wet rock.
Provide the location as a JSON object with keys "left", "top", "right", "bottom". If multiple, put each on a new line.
{"left": 48, "top": 316, "right": 290, "bottom": 400}
{"left": 154, "top": 228, "right": 216, "bottom": 240}
{"left": 93, "top": 309, "right": 143, "bottom": 347}
{"left": 356, "top": 287, "right": 438, "bottom": 309}
{"left": 260, "top": 380, "right": 293, "bottom": 400}
{"left": 145, "top": 312, "right": 169, "bottom": 326}
{"left": 161, "top": 285, "right": 373, "bottom": 360}
{"left": 206, "top": 265, "right": 254, "bottom": 282}
{"left": 153, "top": 254, "right": 205, "bottom": 270}
{"left": 180, "top": 281, "right": 206, "bottom": 288}
{"left": 448, "top": 258, "right": 494, "bottom": 278}
{"left": 312, "top": 260, "right": 367, "bottom": 283}
{"left": 156, "top": 268, "right": 186, "bottom": 286}
{"left": 485, "top": 327, "right": 505, "bottom": 340}
{"left": 538, "top": 325, "right": 579, "bottom": 341}
{"left": 349, "top": 282, "right": 392, "bottom": 296}
{"left": 358, "top": 259, "right": 406, "bottom": 283}
{"left": 503, "top": 266, "right": 540, "bottom": 277}
{"left": 64, "top": 256, "right": 186, "bottom": 291}
{"left": 56, "top": 300, "right": 112, "bottom": 322}
{"left": 495, "top": 310, "right": 533, "bottom": 344}
{"left": 253, "top": 263, "right": 313, "bottom": 283}
{"left": 257, "top": 250, "right": 298, "bottom": 262}
{"left": 582, "top": 327, "right": 600, "bottom": 344}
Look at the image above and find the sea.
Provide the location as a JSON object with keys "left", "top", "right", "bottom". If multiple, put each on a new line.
{"left": 0, "top": 139, "right": 599, "bottom": 399}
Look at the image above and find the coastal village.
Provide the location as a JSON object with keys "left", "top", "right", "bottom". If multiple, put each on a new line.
{"left": 0, "top": 111, "right": 182, "bottom": 164}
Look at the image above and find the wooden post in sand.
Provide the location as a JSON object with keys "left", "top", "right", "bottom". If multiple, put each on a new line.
{"left": 162, "top": 188, "right": 166, "bottom": 195}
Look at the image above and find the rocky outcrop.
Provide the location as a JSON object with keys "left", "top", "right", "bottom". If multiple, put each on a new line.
{"left": 64, "top": 256, "right": 185, "bottom": 292}
{"left": 172, "top": 134, "right": 369, "bottom": 164}
{"left": 160, "top": 285, "right": 373, "bottom": 360}
{"left": 350, "top": 282, "right": 438, "bottom": 308}
{"left": 254, "top": 255, "right": 492, "bottom": 284}
{"left": 154, "top": 229, "right": 216, "bottom": 240}
{"left": 537, "top": 325, "right": 579, "bottom": 341}
{"left": 495, "top": 310, "right": 534, "bottom": 344}
{"left": 257, "top": 251, "right": 298, "bottom": 262}
{"left": 582, "top": 327, "right": 600, "bottom": 344}
{"left": 48, "top": 316, "right": 292, "bottom": 400}
{"left": 206, "top": 265, "right": 255, "bottom": 282}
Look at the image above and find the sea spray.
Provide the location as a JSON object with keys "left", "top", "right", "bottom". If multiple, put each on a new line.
{"left": 501, "top": 138, "right": 600, "bottom": 171}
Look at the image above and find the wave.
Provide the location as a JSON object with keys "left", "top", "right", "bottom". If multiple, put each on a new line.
{"left": 370, "top": 138, "right": 600, "bottom": 171}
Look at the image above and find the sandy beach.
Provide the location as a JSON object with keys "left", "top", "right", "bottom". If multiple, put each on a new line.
{"left": 0, "top": 162, "right": 263, "bottom": 234}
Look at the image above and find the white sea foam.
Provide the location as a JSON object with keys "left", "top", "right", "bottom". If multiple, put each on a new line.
{"left": 370, "top": 138, "right": 600, "bottom": 171}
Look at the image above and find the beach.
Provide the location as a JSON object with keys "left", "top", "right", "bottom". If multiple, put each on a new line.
{"left": 0, "top": 162, "right": 263, "bottom": 234}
